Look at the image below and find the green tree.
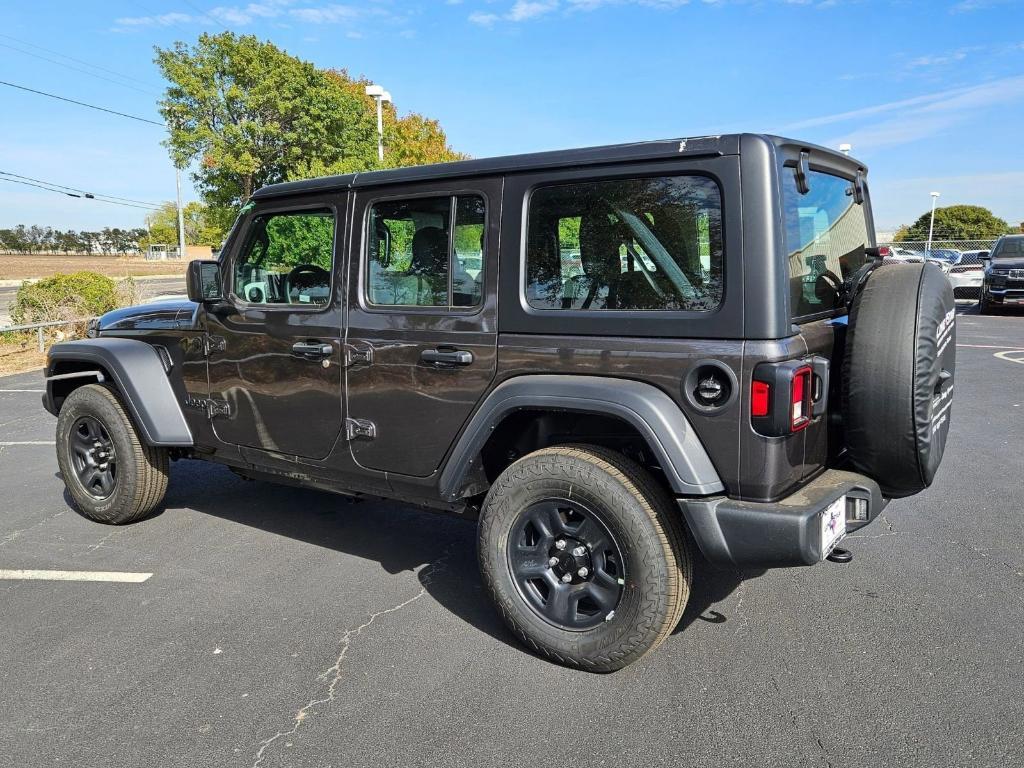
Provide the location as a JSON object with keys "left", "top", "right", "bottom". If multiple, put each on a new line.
{"left": 156, "top": 34, "right": 378, "bottom": 207}
{"left": 900, "top": 205, "right": 1011, "bottom": 241}
{"left": 156, "top": 34, "right": 465, "bottom": 234}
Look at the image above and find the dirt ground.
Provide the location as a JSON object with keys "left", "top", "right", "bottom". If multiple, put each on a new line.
{"left": 0, "top": 253, "right": 196, "bottom": 281}
{"left": 0, "top": 341, "right": 45, "bottom": 376}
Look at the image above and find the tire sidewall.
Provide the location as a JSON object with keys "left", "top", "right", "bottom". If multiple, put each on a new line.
{"left": 56, "top": 386, "right": 140, "bottom": 522}
{"left": 479, "top": 450, "right": 676, "bottom": 668}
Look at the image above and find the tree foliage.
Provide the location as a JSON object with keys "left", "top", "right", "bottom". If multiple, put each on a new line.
{"left": 155, "top": 34, "right": 466, "bottom": 234}
{"left": 897, "top": 205, "right": 1012, "bottom": 241}
{"left": 0, "top": 225, "right": 148, "bottom": 256}
{"left": 141, "top": 201, "right": 223, "bottom": 248}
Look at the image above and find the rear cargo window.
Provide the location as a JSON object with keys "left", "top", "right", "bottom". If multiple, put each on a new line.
{"left": 525, "top": 175, "right": 724, "bottom": 311}
{"left": 784, "top": 168, "right": 868, "bottom": 319}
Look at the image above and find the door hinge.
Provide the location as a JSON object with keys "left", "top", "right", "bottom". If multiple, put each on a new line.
{"left": 344, "top": 344, "right": 374, "bottom": 367}
{"left": 345, "top": 418, "right": 376, "bottom": 441}
{"left": 203, "top": 335, "right": 226, "bottom": 356}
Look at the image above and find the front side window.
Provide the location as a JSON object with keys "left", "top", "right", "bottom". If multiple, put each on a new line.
{"left": 783, "top": 168, "right": 868, "bottom": 319}
{"left": 526, "top": 175, "right": 724, "bottom": 311}
{"left": 233, "top": 209, "right": 335, "bottom": 306}
{"left": 367, "top": 195, "right": 485, "bottom": 308}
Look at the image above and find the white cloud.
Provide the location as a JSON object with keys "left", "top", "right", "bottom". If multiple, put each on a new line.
{"left": 507, "top": 1, "right": 559, "bottom": 21}
{"left": 468, "top": 0, "right": 843, "bottom": 26}
{"left": 112, "top": 12, "right": 192, "bottom": 27}
{"left": 776, "top": 74, "right": 1024, "bottom": 152}
{"left": 290, "top": 4, "right": 361, "bottom": 24}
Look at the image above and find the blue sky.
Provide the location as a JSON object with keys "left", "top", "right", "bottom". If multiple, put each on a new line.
{"left": 1, "top": 0, "right": 1022, "bottom": 234}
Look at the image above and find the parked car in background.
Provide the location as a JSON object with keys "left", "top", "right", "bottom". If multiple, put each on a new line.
{"left": 948, "top": 249, "right": 987, "bottom": 299}
{"left": 925, "top": 248, "right": 962, "bottom": 269}
{"left": 980, "top": 235, "right": 1024, "bottom": 313}
{"left": 884, "top": 246, "right": 924, "bottom": 263}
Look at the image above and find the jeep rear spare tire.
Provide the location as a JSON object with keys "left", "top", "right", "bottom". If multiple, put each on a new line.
{"left": 478, "top": 445, "right": 691, "bottom": 672}
{"left": 842, "top": 263, "right": 955, "bottom": 498}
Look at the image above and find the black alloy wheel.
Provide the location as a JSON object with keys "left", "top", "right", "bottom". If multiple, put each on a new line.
{"left": 507, "top": 499, "right": 625, "bottom": 631}
{"left": 69, "top": 415, "right": 118, "bottom": 499}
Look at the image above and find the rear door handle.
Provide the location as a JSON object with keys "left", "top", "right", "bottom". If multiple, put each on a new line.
{"left": 420, "top": 348, "right": 473, "bottom": 367}
{"left": 292, "top": 340, "right": 333, "bottom": 360}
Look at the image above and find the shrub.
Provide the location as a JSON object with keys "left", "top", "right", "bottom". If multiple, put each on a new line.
{"left": 10, "top": 271, "right": 120, "bottom": 325}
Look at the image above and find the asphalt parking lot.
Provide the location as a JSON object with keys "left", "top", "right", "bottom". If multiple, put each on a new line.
{"left": 1, "top": 305, "right": 1022, "bottom": 768}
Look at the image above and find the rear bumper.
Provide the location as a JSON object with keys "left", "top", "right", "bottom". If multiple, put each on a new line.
{"left": 678, "top": 469, "right": 887, "bottom": 568}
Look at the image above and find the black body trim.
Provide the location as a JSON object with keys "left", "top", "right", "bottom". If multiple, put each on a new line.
{"left": 679, "top": 469, "right": 886, "bottom": 567}
{"left": 44, "top": 338, "right": 193, "bottom": 447}
{"left": 438, "top": 375, "right": 725, "bottom": 500}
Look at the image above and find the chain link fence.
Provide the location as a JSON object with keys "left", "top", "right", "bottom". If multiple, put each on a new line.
{"left": 877, "top": 239, "right": 998, "bottom": 266}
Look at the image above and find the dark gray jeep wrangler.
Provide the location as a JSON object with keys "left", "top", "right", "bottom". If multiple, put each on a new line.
{"left": 44, "top": 135, "right": 956, "bottom": 671}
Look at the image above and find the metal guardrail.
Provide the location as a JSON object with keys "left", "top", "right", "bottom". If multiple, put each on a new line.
{"left": 0, "top": 318, "right": 95, "bottom": 353}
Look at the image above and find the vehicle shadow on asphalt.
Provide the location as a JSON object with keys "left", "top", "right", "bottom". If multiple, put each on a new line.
{"left": 57, "top": 460, "right": 761, "bottom": 655}
{"left": 153, "top": 460, "right": 526, "bottom": 654}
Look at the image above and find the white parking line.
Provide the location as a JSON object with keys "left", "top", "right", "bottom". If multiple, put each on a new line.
{"left": 0, "top": 569, "right": 152, "bottom": 583}
{"left": 0, "top": 441, "right": 55, "bottom": 446}
{"left": 994, "top": 350, "right": 1024, "bottom": 365}
{"left": 0, "top": 389, "right": 44, "bottom": 393}
{"left": 956, "top": 344, "right": 1024, "bottom": 349}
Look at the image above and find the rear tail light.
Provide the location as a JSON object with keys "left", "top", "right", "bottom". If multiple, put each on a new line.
{"left": 790, "top": 366, "right": 812, "bottom": 432}
{"left": 751, "top": 380, "right": 770, "bottom": 417}
{"left": 751, "top": 359, "right": 827, "bottom": 436}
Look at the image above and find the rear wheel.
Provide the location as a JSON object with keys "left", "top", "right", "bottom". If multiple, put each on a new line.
{"left": 478, "top": 445, "right": 691, "bottom": 671}
{"left": 56, "top": 384, "right": 169, "bottom": 524}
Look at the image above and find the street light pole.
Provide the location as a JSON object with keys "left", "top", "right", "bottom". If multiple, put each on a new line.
{"left": 175, "top": 167, "right": 186, "bottom": 260}
{"left": 365, "top": 84, "right": 392, "bottom": 164}
{"left": 927, "top": 191, "right": 940, "bottom": 257}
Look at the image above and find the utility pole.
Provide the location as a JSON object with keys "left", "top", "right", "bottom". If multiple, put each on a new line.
{"left": 175, "top": 167, "right": 186, "bottom": 259}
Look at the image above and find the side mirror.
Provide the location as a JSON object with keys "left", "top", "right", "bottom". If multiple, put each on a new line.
{"left": 187, "top": 260, "right": 223, "bottom": 303}
{"left": 978, "top": 251, "right": 991, "bottom": 262}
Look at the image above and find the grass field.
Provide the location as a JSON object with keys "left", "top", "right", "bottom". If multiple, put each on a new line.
{"left": 0, "top": 253, "right": 196, "bottom": 281}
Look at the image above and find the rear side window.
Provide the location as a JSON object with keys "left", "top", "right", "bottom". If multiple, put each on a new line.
{"left": 525, "top": 175, "right": 724, "bottom": 311}
{"left": 367, "top": 195, "right": 484, "bottom": 309}
{"left": 784, "top": 169, "right": 868, "bottom": 319}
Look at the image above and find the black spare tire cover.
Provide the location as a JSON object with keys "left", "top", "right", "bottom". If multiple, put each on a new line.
{"left": 842, "top": 263, "right": 956, "bottom": 498}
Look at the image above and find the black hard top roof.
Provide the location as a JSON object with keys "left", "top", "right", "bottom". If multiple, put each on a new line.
{"left": 251, "top": 133, "right": 854, "bottom": 200}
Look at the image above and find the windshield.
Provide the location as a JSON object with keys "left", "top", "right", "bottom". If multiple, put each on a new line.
{"left": 783, "top": 167, "right": 869, "bottom": 319}
{"left": 993, "top": 238, "right": 1024, "bottom": 259}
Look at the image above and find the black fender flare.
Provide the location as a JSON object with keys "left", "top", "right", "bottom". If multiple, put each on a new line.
{"left": 44, "top": 338, "right": 193, "bottom": 447}
{"left": 439, "top": 375, "right": 724, "bottom": 501}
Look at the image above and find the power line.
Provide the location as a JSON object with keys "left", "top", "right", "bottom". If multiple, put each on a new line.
{"left": 0, "top": 171, "right": 162, "bottom": 208}
{"left": 0, "top": 177, "right": 85, "bottom": 199}
{"left": 0, "top": 33, "right": 159, "bottom": 89}
{"left": 0, "top": 80, "right": 165, "bottom": 127}
{"left": 0, "top": 42, "right": 159, "bottom": 97}
{"left": 0, "top": 177, "right": 163, "bottom": 211}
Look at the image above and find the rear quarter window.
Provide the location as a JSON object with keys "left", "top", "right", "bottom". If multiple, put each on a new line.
{"left": 525, "top": 175, "right": 724, "bottom": 312}
{"left": 783, "top": 168, "right": 869, "bottom": 320}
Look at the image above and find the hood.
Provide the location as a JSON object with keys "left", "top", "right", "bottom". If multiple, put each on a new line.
{"left": 98, "top": 299, "right": 199, "bottom": 333}
{"left": 990, "top": 257, "right": 1024, "bottom": 271}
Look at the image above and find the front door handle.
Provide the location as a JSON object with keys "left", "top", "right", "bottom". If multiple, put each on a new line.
{"left": 421, "top": 348, "right": 473, "bottom": 367}
{"left": 292, "top": 340, "right": 333, "bottom": 360}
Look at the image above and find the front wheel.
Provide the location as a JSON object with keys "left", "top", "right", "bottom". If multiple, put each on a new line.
{"left": 478, "top": 445, "right": 691, "bottom": 672}
{"left": 56, "top": 384, "right": 169, "bottom": 524}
